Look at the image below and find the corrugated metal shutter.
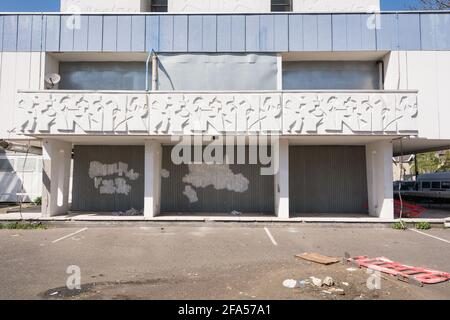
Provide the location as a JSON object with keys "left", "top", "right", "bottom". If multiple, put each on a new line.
{"left": 289, "top": 146, "right": 368, "bottom": 214}
{"left": 161, "top": 146, "right": 274, "bottom": 214}
{"left": 72, "top": 146, "right": 144, "bottom": 212}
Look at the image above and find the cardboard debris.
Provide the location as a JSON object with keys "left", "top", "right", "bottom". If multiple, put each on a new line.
{"left": 296, "top": 252, "right": 341, "bottom": 265}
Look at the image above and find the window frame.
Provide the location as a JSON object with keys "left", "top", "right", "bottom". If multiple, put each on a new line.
{"left": 271, "top": 0, "right": 293, "bottom": 12}
{"left": 431, "top": 181, "right": 441, "bottom": 189}
{"left": 150, "top": 0, "right": 168, "bottom": 12}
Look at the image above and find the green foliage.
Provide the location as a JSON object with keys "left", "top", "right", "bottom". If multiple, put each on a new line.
{"left": 33, "top": 196, "right": 42, "bottom": 206}
{"left": 0, "top": 222, "right": 46, "bottom": 230}
{"left": 415, "top": 222, "right": 431, "bottom": 230}
{"left": 392, "top": 221, "right": 407, "bottom": 230}
{"left": 412, "top": 151, "right": 450, "bottom": 174}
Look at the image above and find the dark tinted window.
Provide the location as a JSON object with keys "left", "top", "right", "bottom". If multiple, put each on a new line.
{"left": 432, "top": 181, "right": 441, "bottom": 189}
{"left": 283, "top": 61, "right": 380, "bottom": 90}
{"left": 422, "top": 182, "right": 431, "bottom": 189}
{"left": 151, "top": 0, "right": 168, "bottom": 12}
{"left": 442, "top": 182, "right": 450, "bottom": 189}
{"left": 59, "top": 62, "right": 148, "bottom": 91}
{"left": 271, "top": 0, "right": 292, "bottom": 12}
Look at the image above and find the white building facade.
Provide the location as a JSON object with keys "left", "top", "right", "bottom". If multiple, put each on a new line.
{"left": 1, "top": 0, "right": 449, "bottom": 219}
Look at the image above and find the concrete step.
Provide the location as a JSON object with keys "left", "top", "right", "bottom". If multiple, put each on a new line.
{"left": 445, "top": 218, "right": 450, "bottom": 229}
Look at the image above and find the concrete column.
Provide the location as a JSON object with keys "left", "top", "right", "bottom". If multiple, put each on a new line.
{"left": 274, "top": 139, "right": 289, "bottom": 219}
{"left": 42, "top": 139, "right": 72, "bottom": 217}
{"left": 144, "top": 140, "right": 162, "bottom": 218}
{"left": 365, "top": 140, "right": 394, "bottom": 219}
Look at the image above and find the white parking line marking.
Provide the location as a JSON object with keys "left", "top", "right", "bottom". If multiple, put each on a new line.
{"left": 264, "top": 227, "right": 278, "bottom": 246}
{"left": 52, "top": 228, "right": 88, "bottom": 243}
{"left": 409, "top": 229, "right": 450, "bottom": 245}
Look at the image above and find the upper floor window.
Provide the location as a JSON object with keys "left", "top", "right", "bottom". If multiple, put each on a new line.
{"left": 150, "top": 0, "right": 168, "bottom": 12}
{"left": 271, "top": 0, "right": 293, "bottom": 12}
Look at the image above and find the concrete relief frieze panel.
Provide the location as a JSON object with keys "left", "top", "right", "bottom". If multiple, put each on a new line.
{"left": 149, "top": 94, "right": 282, "bottom": 134}
{"left": 282, "top": 93, "right": 418, "bottom": 134}
{"left": 16, "top": 93, "right": 149, "bottom": 135}
{"left": 14, "top": 91, "right": 418, "bottom": 136}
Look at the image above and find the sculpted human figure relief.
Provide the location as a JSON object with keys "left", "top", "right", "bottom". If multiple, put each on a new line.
{"left": 17, "top": 94, "right": 39, "bottom": 133}
{"left": 149, "top": 94, "right": 191, "bottom": 134}
{"left": 283, "top": 94, "right": 324, "bottom": 134}
{"left": 184, "top": 95, "right": 225, "bottom": 134}
{"left": 14, "top": 92, "right": 418, "bottom": 135}
{"left": 396, "top": 95, "right": 418, "bottom": 133}
{"left": 126, "top": 95, "right": 148, "bottom": 132}
{"left": 259, "top": 95, "right": 282, "bottom": 133}
{"left": 371, "top": 94, "right": 397, "bottom": 132}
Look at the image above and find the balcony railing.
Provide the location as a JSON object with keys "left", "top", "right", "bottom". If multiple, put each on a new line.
{"left": 14, "top": 90, "right": 418, "bottom": 136}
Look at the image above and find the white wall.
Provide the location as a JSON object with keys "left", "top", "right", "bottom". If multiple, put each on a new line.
{"left": 293, "top": 0, "right": 380, "bottom": 12}
{"left": 384, "top": 51, "right": 450, "bottom": 140}
{"left": 169, "top": 0, "right": 271, "bottom": 13}
{"left": 42, "top": 139, "right": 72, "bottom": 217}
{"left": 0, "top": 52, "right": 44, "bottom": 140}
{"left": 144, "top": 140, "right": 162, "bottom": 218}
{"left": 61, "top": 0, "right": 380, "bottom": 13}
{"left": 366, "top": 140, "right": 394, "bottom": 219}
{"left": 0, "top": 153, "right": 42, "bottom": 202}
{"left": 169, "top": 0, "right": 379, "bottom": 13}
{"left": 60, "top": 0, "right": 150, "bottom": 12}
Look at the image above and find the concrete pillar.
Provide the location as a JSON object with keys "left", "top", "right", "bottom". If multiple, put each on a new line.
{"left": 365, "top": 140, "right": 394, "bottom": 219}
{"left": 274, "top": 139, "right": 289, "bottom": 219}
{"left": 42, "top": 139, "right": 72, "bottom": 217}
{"left": 144, "top": 140, "right": 162, "bottom": 218}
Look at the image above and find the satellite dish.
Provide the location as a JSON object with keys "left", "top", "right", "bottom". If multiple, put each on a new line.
{"left": 44, "top": 73, "right": 61, "bottom": 89}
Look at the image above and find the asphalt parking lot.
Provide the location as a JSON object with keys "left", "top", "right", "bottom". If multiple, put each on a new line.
{"left": 0, "top": 223, "right": 449, "bottom": 300}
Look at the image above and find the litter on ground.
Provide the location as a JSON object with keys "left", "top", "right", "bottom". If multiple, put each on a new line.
{"left": 310, "top": 276, "right": 323, "bottom": 287}
{"left": 282, "top": 279, "right": 298, "bottom": 289}
{"left": 296, "top": 252, "right": 341, "bottom": 265}
{"left": 112, "top": 208, "right": 143, "bottom": 216}
{"left": 283, "top": 279, "right": 309, "bottom": 289}
{"left": 348, "top": 256, "right": 450, "bottom": 286}
{"left": 329, "top": 288, "right": 345, "bottom": 295}
{"left": 323, "top": 276, "right": 334, "bottom": 287}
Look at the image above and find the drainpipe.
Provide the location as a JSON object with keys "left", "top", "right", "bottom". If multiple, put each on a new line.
{"left": 152, "top": 51, "right": 158, "bottom": 91}
{"left": 145, "top": 51, "right": 151, "bottom": 91}
{"left": 145, "top": 50, "right": 158, "bottom": 92}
